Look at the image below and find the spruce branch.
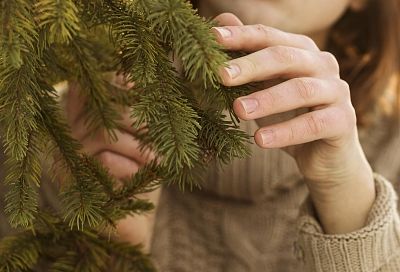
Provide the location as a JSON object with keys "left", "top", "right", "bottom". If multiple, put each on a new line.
{"left": 106, "top": 1, "right": 160, "bottom": 86}
{"left": 198, "top": 110, "right": 251, "bottom": 164}
{"left": 35, "top": 0, "right": 81, "bottom": 45}
{"left": 0, "top": 58, "right": 42, "bottom": 162}
{"left": 3, "top": 130, "right": 43, "bottom": 229}
{"left": 37, "top": 87, "right": 109, "bottom": 230}
{"left": 113, "top": 161, "right": 161, "bottom": 201}
{"left": 0, "top": 1, "right": 254, "bottom": 270}
{"left": 65, "top": 37, "right": 122, "bottom": 139}
{"left": 0, "top": 55, "right": 44, "bottom": 228}
{"left": 105, "top": 241, "right": 155, "bottom": 272}
{"left": 131, "top": 71, "right": 202, "bottom": 185}
{"left": 0, "top": 232, "right": 41, "bottom": 272}
{"left": 146, "top": 0, "right": 228, "bottom": 87}
{"left": 0, "top": 0, "right": 38, "bottom": 68}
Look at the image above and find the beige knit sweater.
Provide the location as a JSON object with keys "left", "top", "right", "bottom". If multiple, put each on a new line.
{"left": 149, "top": 115, "right": 400, "bottom": 272}
{"left": 0, "top": 114, "right": 399, "bottom": 271}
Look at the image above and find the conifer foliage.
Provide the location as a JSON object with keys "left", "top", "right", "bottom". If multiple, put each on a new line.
{"left": 0, "top": 0, "right": 251, "bottom": 270}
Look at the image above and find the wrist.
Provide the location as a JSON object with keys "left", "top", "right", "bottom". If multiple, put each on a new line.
{"left": 306, "top": 144, "right": 376, "bottom": 234}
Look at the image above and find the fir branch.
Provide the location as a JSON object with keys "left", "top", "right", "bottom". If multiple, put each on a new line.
{"left": 198, "top": 110, "right": 251, "bottom": 164}
{"left": 131, "top": 69, "right": 201, "bottom": 178}
{"left": 61, "top": 234, "right": 108, "bottom": 272}
{"left": 146, "top": 0, "right": 228, "bottom": 87}
{"left": 64, "top": 36, "right": 122, "bottom": 139}
{"left": 35, "top": 0, "right": 81, "bottom": 45}
{"left": 113, "top": 161, "right": 162, "bottom": 201}
{"left": 36, "top": 87, "right": 109, "bottom": 230}
{"left": 0, "top": 56, "right": 43, "bottom": 229}
{"left": 105, "top": 1, "right": 160, "bottom": 86}
{"left": 82, "top": 155, "right": 116, "bottom": 199}
{"left": 213, "top": 84, "right": 255, "bottom": 125}
{"left": 0, "top": 58, "right": 42, "bottom": 161}
{"left": 0, "top": 0, "right": 38, "bottom": 68}
{"left": 163, "top": 161, "right": 206, "bottom": 191}
{"left": 105, "top": 241, "right": 155, "bottom": 272}
{"left": 3, "top": 130, "right": 43, "bottom": 228}
{"left": 48, "top": 252, "right": 79, "bottom": 272}
{"left": 0, "top": 232, "right": 41, "bottom": 272}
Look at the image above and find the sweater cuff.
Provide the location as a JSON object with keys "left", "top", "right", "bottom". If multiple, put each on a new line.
{"left": 295, "top": 173, "right": 400, "bottom": 271}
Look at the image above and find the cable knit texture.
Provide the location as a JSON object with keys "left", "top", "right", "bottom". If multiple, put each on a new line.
{"left": 296, "top": 174, "right": 400, "bottom": 271}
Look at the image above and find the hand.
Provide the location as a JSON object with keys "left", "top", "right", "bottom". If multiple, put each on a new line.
{"left": 64, "top": 74, "right": 160, "bottom": 252}
{"left": 213, "top": 13, "right": 375, "bottom": 234}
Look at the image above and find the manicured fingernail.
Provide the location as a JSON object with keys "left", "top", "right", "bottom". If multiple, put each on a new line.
{"left": 225, "top": 64, "right": 241, "bottom": 79}
{"left": 239, "top": 98, "right": 258, "bottom": 114}
{"left": 261, "top": 130, "right": 274, "bottom": 145}
{"left": 213, "top": 27, "right": 232, "bottom": 38}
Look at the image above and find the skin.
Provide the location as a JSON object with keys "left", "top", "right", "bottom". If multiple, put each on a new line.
{"left": 66, "top": 0, "right": 375, "bottom": 250}
{"left": 65, "top": 78, "right": 160, "bottom": 253}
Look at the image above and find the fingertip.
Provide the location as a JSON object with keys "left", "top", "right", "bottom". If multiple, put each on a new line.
{"left": 214, "top": 13, "right": 244, "bottom": 26}
{"left": 233, "top": 98, "right": 253, "bottom": 121}
{"left": 212, "top": 27, "right": 233, "bottom": 40}
{"left": 218, "top": 66, "right": 233, "bottom": 86}
{"left": 254, "top": 129, "right": 276, "bottom": 149}
{"left": 254, "top": 130, "right": 266, "bottom": 148}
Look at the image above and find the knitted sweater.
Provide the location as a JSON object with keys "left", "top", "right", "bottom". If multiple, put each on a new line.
{"left": 0, "top": 114, "right": 399, "bottom": 271}
{"left": 149, "top": 115, "right": 400, "bottom": 272}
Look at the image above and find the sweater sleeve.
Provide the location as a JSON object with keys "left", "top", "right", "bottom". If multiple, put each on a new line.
{"left": 295, "top": 173, "right": 400, "bottom": 272}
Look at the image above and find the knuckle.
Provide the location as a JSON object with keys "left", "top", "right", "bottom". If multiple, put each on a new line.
{"left": 301, "top": 35, "right": 318, "bottom": 50}
{"left": 305, "top": 113, "right": 326, "bottom": 136}
{"left": 269, "top": 46, "right": 297, "bottom": 64}
{"left": 294, "top": 78, "right": 318, "bottom": 101}
{"left": 337, "top": 79, "right": 351, "bottom": 98}
{"left": 237, "top": 25, "right": 247, "bottom": 34}
{"left": 344, "top": 103, "right": 357, "bottom": 128}
{"left": 97, "top": 151, "right": 114, "bottom": 166}
{"left": 259, "top": 90, "right": 277, "bottom": 108}
{"left": 328, "top": 106, "right": 357, "bottom": 136}
{"left": 320, "top": 51, "right": 340, "bottom": 72}
{"left": 243, "top": 58, "right": 258, "bottom": 76}
{"left": 257, "top": 24, "right": 275, "bottom": 38}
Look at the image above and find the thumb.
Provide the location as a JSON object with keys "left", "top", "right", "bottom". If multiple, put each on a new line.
{"left": 213, "top": 13, "right": 244, "bottom": 26}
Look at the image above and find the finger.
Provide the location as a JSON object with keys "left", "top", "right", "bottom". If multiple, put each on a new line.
{"left": 65, "top": 82, "right": 87, "bottom": 125}
{"left": 96, "top": 151, "right": 140, "bottom": 180}
{"left": 220, "top": 47, "right": 339, "bottom": 86}
{"left": 233, "top": 78, "right": 349, "bottom": 120}
{"left": 212, "top": 24, "right": 319, "bottom": 52}
{"left": 213, "top": 13, "right": 244, "bottom": 26}
{"left": 108, "top": 72, "right": 135, "bottom": 90}
{"left": 69, "top": 73, "right": 134, "bottom": 128}
{"left": 254, "top": 105, "right": 356, "bottom": 148}
{"left": 81, "top": 129, "right": 154, "bottom": 165}
{"left": 71, "top": 108, "right": 140, "bottom": 141}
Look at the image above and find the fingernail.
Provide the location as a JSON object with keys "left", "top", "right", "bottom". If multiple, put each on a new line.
{"left": 126, "top": 81, "right": 135, "bottom": 89}
{"left": 239, "top": 98, "right": 258, "bottom": 114}
{"left": 225, "top": 64, "right": 241, "bottom": 79}
{"left": 213, "top": 27, "right": 232, "bottom": 38}
{"left": 261, "top": 130, "right": 274, "bottom": 145}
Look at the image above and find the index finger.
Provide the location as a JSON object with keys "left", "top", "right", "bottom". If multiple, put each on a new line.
{"left": 212, "top": 24, "right": 319, "bottom": 52}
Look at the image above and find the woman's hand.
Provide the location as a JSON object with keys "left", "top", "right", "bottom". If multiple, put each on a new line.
{"left": 213, "top": 13, "right": 375, "bottom": 234}
{"left": 64, "top": 75, "right": 160, "bottom": 252}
